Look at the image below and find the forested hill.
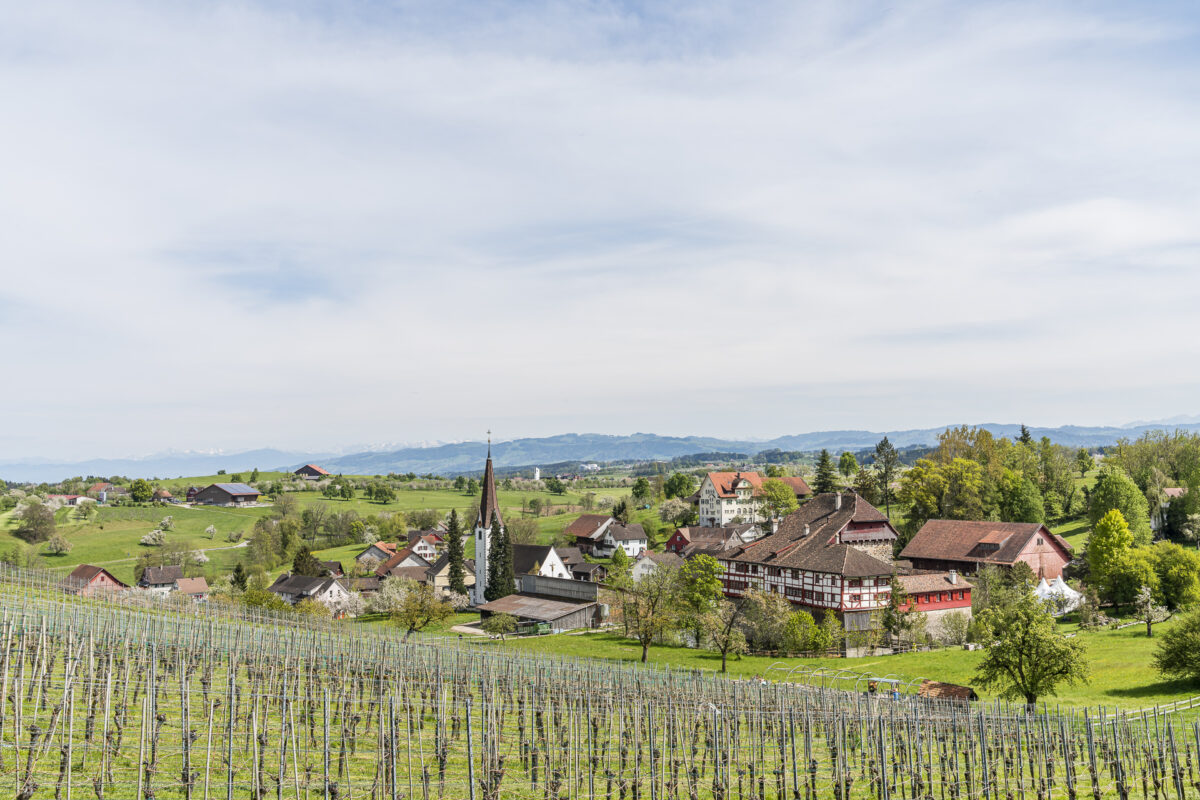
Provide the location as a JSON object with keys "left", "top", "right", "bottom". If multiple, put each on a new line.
{"left": 6, "top": 423, "right": 1200, "bottom": 482}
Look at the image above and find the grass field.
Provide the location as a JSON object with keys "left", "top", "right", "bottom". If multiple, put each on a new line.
{"left": 487, "top": 613, "right": 1194, "bottom": 710}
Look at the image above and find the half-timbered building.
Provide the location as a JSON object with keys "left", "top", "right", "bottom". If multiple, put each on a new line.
{"left": 717, "top": 492, "right": 898, "bottom": 637}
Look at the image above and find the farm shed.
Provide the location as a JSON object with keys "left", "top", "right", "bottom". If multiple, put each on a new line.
{"left": 476, "top": 594, "right": 603, "bottom": 632}
{"left": 67, "top": 565, "right": 128, "bottom": 596}
{"left": 193, "top": 483, "right": 261, "bottom": 506}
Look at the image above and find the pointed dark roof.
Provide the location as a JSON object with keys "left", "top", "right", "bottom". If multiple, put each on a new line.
{"left": 478, "top": 445, "right": 503, "bottom": 530}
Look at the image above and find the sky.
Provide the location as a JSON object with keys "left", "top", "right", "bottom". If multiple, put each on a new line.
{"left": 3, "top": 0, "right": 1200, "bottom": 461}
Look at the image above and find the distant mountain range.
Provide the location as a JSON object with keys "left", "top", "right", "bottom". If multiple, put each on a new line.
{"left": 6, "top": 420, "right": 1200, "bottom": 483}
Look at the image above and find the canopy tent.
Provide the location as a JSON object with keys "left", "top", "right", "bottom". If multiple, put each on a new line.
{"left": 1035, "top": 575, "right": 1082, "bottom": 615}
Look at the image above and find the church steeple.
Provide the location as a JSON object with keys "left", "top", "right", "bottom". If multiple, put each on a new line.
{"left": 479, "top": 431, "right": 503, "bottom": 530}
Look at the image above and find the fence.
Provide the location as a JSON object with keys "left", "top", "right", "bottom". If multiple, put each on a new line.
{"left": 1, "top": 563, "right": 1200, "bottom": 798}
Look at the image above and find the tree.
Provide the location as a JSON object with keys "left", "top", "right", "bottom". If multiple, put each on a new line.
{"left": 45, "top": 533, "right": 73, "bottom": 556}
{"left": 1134, "top": 585, "right": 1168, "bottom": 638}
{"left": 813, "top": 450, "right": 838, "bottom": 494}
{"left": 621, "top": 562, "right": 680, "bottom": 662}
{"left": 322, "top": 483, "right": 342, "bottom": 500}
{"left": 482, "top": 613, "right": 518, "bottom": 641}
{"left": 611, "top": 499, "right": 631, "bottom": 524}
{"left": 231, "top": 562, "right": 248, "bottom": 592}
{"left": 274, "top": 493, "right": 298, "bottom": 517}
{"left": 939, "top": 611, "right": 971, "bottom": 646}
{"left": 545, "top": 476, "right": 566, "bottom": 495}
{"left": 445, "top": 509, "right": 467, "bottom": 595}
{"left": 1017, "top": 424, "right": 1033, "bottom": 445}
{"left": 393, "top": 580, "right": 453, "bottom": 637}
{"left": 998, "top": 470, "right": 1044, "bottom": 523}
{"left": 1087, "top": 509, "right": 1133, "bottom": 589}
{"left": 129, "top": 479, "right": 154, "bottom": 503}
{"left": 852, "top": 467, "right": 879, "bottom": 505}
{"left": 1076, "top": 449, "right": 1095, "bottom": 478}
{"left": 526, "top": 498, "right": 543, "bottom": 517}
{"left": 1154, "top": 607, "right": 1200, "bottom": 683}
{"left": 782, "top": 609, "right": 819, "bottom": 653}
{"left": 941, "top": 458, "right": 985, "bottom": 520}
{"left": 506, "top": 518, "right": 540, "bottom": 545}
{"left": 838, "top": 451, "right": 858, "bottom": 478}
{"left": 740, "top": 589, "right": 793, "bottom": 650}
{"left": 874, "top": 436, "right": 901, "bottom": 517}
{"left": 1105, "top": 549, "right": 1158, "bottom": 610}
{"left": 664, "top": 472, "right": 695, "bottom": 500}
{"left": 250, "top": 467, "right": 259, "bottom": 483}
{"left": 484, "top": 518, "right": 513, "bottom": 602}
{"left": 292, "top": 547, "right": 322, "bottom": 577}
{"left": 609, "top": 546, "right": 630, "bottom": 580}
{"left": 759, "top": 478, "right": 799, "bottom": 520}
{"left": 13, "top": 502, "right": 55, "bottom": 544}
{"left": 972, "top": 591, "right": 1089, "bottom": 707}
{"left": 368, "top": 578, "right": 410, "bottom": 615}
{"left": 703, "top": 599, "right": 748, "bottom": 672}
{"left": 658, "top": 498, "right": 692, "bottom": 527}
{"left": 1150, "top": 541, "right": 1200, "bottom": 609}
{"left": 676, "top": 554, "right": 724, "bottom": 648}
{"left": 631, "top": 478, "right": 652, "bottom": 501}
{"left": 1089, "top": 467, "right": 1152, "bottom": 545}
{"left": 879, "top": 577, "right": 914, "bottom": 645}
{"left": 370, "top": 484, "right": 396, "bottom": 504}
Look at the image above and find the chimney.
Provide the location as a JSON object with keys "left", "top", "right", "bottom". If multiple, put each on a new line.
{"left": 835, "top": 492, "right": 842, "bottom": 511}
{"left": 949, "top": 569, "right": 957, "bottom": 585}
{"left": 803, "top": 523, "right": 810, "bottom": 537}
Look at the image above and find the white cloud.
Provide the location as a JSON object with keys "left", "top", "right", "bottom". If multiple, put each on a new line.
{"left": 2, "top": 0, "right": 1199, "bottom": 458}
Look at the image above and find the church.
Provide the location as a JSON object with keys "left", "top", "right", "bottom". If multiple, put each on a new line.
{"left": 472, "top": 441, "right": 504, "bottom": 605}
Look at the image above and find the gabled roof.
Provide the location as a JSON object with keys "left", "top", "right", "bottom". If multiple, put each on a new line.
{"left": 724, "top": 492, "right": 896, "bottom": 577}
{"left": 565, "top": 515, "right": 611, "bottom": 538}
{"left": 673, "top": 524, "right": 757, "bottom": 544}
{"left": 1165, "top": 487, "right": 1188, "bottom": 499}
{"left": 142, "top": 565, "right": 184, "bottom": 585}
{"left": 554, "top": 546, "right": 585, "bottom": 565}
{"left": 208, "top": 483, "right": 259, "bottom": 496}
{"left": 176, "top": 577, "right": 209, "bottom": 595}
{"left": 374, "top": 548, "right": 431, "bottom": 577}
{"left": 896, "top": 572, "right": 973, "bottom": 595}
{"left": 269, "top": 574, "right": 333, "bottom": 597}
{"left": 69, "top": 564, "right": 127, "bottom": 587}
{"left": 386, "top": 566, "right": 433, "bottom": 582}
{"left": 296, "top": 464, "right": 329, "bottom": 475}
{"left": 608, "top": 522, "right": 646, "bottom": 542}
{"left": 637, "top": 551, "right": 682, "bottom": 568}
{"left": 357, "top": 542, "right": 397, "bottom": 561}
{"left": 476, "top": 593, "right": 596, "bottom": 622}
{"left": 513, "top": 544, "right": 556, "bottom": 575}
{"left": 478, "top": 446, "right": 503, "bottom": 530}
{"left": 899, "top": 520, "right": 1071, "bottom": 567}
{"left": 704, "top": 472, "right": 812, "bottom": 499}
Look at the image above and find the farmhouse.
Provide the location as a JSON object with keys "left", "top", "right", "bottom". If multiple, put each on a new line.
{"left": 294, "top": 464, "right": 330, "bottom": 479}
{"left": 666, "top": 523, "right": 762, "bottom": 555}
{"left": 476, "top": 574, "right": 607, "bottom": 633}
{"left": 193, "top": 483, "right": 261, "bottom": 506}
{"left": 406, "top": 531, "right": 443, "bottom": 561}
{"left": 566, "top": 514, "right": 614, "bottom": 554}
{"left": 512, "top": 544, "right": 572, "bottom": 580}
{"left": 374, "top": 548, "right": 432, "bottom": 578}
{"left": 717, "top": 492, "right": 898, "bottom": 639}
{"left": 175, "top": 576, "right": 209, "bottom": 601}
{"left": 268, "top": 574, "right": 350, "bottom": 609}
{"left": 895, "top": 571, "right": 972, "bottom": 640}
{"left": 698, "top": 472, "right": 812, "bottom": 527}
{"left": 899, "top": 520, "right": 1072, "bottom": 579}
{"left": 592, "top": 522, "right": 648, "bottom": 558}
{"left": 356, "top": 542, "right": 397, "bottom": 566}
{"left": 67, "top": 565, "right": 128, "bottom": 596}
{"left": 426, "top": 554, "right": 476, "bottom": 595}
{"left": 46, "top": 494, "right": 83, "bottom": 506}
{"left": 631, "top": 550, "right": 683, "bottom": 582}
{"left": 140, "top": 565, "right": 184, "bottom": 594}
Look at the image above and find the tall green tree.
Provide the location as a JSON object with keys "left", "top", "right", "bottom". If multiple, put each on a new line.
{"left": 874, "top": 437, "right": 901, "bottom": 518}
{"left": 631, "top": 478, "right": 653, "bottom": 501}
{"left": 759, "top": 478, "right": 799, "bottom": 519}
{"left": 1154, "top": 607, "right": 1200, "bottom": 683}
{"left": 292, "top": 547, "right": 322, "bottom": 577}
{"left": 676, "top": 554, "right": 724, "bottom": 648}
{"left": 13, "top": 502, "right": 55, "bottom": 544}
{"left": 838, "top": 451, "right": 858, "bottom": 478}
{"left": 231, "top": 562, "right": 248, "bottom": 592}
{"left": 484, "top": 518, "right": 514, "bottom": 602}
{"left": 973, "top": 590, "right": 1089, "bottom": 706}
{"left": 445, "top": 509, "right": 467, "bottom": 595}
{"left": 1087, "top": 509, "right": 1133, "bottom": 588}
{"left": 1017, "top": 424, "right": 1034, "bottom": 445}
{"left": 1075, "top": 448, "right": 1095, "bottom": 478}
{"left": 998, "top": 469, "right": 1045, "bottom": 523}
{"left": 813, "top": 449, "right": 838, "bottom": 494}
{"left": 663, "top": 472, "right": 695, "bottom": 499}
{"left": 1089, "top": 467, "right": 1152, "bottom": 545}
{"left": 129, "top": 479, "right": 154, "bottom": 503}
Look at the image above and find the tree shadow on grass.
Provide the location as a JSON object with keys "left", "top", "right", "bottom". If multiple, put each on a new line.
{"left": 1104, "top": 676, "right": 1199, "bottom": 700}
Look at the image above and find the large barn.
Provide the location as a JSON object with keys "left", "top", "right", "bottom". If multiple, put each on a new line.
{"left": 899, "top": 520, "right": 1072, "bottom": 579}
{"left": 193, "top": 483, "right": 261, "bottom": 506}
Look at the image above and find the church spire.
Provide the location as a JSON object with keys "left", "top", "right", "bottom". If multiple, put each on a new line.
{"left": 479, "top": 433, "right": 502, "bottom": 530}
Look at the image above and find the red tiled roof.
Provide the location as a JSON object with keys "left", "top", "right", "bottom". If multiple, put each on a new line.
{"left": 299, "top": 464, "right": 329, "bottom": 475}
{"left": 705, "top": 472, "right": 812, "bottom": 499}
{"left": 899, "top": 520, "right": 1071, "bottom": 567}
{"left": 896, "top": 572, "right": 972, "bottom": 594}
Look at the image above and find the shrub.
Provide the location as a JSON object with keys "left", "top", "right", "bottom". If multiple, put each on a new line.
{"left": 140, "top": 529, "right": 166, "bottom": 547}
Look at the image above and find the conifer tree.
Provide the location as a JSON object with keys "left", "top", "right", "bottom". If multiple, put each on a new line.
{"left": 813, "top": 449, "right": 839, "bottom": 494}
{"left": 231, "top": 562, "right": 248, "bottom": 592}
{"left": 485, "top": 518, "right": 514, "bottom": 601}
{"left": 445, "top": 509, "right": 467, "bottom": 595}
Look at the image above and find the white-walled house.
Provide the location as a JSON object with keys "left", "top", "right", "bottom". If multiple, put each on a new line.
{"left": 268, "top": 574, "right": 351, "bottom": 609}
{"left": 593, "top": 522, "right": 648, "bottom": 558}
{"left": 631, "top": 551, "right": 683, "bottom": 582}
{"left": 697, "top": 472, "right": 811, "bottom": 527}
{"left": 512, "top": 545, "right": 572, "bottom": 581}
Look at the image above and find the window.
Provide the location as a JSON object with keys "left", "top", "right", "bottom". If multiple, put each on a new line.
{"left": 1037, "top": 537, "right": 1044, "bottom": 545}
{"left": 849, "top": 594, "right": 860, "bottom": 603}
{"left": 848, "top": 579, "right": 862, "bottom": 588}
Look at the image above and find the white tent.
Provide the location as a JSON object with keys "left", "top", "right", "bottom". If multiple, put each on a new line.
{"left": 1035, "top": 575, "right": 1082, "bottom": 615}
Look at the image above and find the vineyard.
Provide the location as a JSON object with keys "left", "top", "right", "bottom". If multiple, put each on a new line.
{"left": 1, "top": 566, "right": 1200, "bottom": 799}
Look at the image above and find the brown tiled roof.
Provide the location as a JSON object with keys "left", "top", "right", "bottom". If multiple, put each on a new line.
{"left": 724, "top": 493, "right": 896, "bottom": 577}
{"left": 896, "top": 572, "right": 972, "bottom": 595}
{"left": 385, "top": 566, "right": 432, "bottom": 582}
{"left": 478, "top": 448, "right": 503, "bottom": 530}
{"left": 348, "top": 576, "right": 381, "bottom": 592}
{"left": 142, "top": 565, "right": 184, "bottom": 585}
{"left": 565, "top": 515, "right": 610, "bottom": 538}
{"left": 176, "top": 577, "right": 209, "bottom": 595}
{"left": 639, "top": 551, "right": 683, "bottom": 567}
{"left": 69, "top": 564, "right": 104, "bottom": 582}
{"left": 513, "top": 544, "right": 556, "bottom": 575}
{"left": 705, "top": 472, "right": 812, "bottom": 499}
{"left": 899, "top": 521, "right": 1071, "bottom": 567}
{"left": 374, "top": 548, "right": 430, "bottom": 577}
{"left": 477, "top": 593, "right": 596, "bottom": 622}
{"left": 609, "top": 522, "right": 647, "bottom": 542}
{"left": 555, "top": 546, "right": 585, "bottom": 565}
